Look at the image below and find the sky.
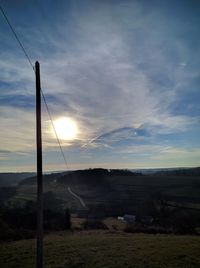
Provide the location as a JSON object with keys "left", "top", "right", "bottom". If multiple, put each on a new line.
{"left": 0, "top": 0, "right": 200, "bottom": 172}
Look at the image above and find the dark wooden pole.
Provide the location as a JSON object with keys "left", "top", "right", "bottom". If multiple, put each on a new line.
{"left": 35, "top": 61, "right": 43, "bottom": 268}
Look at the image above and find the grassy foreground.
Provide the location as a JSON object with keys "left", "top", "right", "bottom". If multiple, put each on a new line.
{"left": 0, "top": 232, "right": 200, "bottom": 268}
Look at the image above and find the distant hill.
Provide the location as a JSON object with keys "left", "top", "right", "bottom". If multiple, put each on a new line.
{"left": 153, "top": 167, "right": 200, "bottom": 176}
{"left": 19, "top": 169, "right": 140, "bottom": 186}
{"left": 131, "top": 167, "right": 200, "bottom": 175}
{"left": 15, "top": 168, "right": 200, "bottom": 216}
{"left": 0, "top": 173, "right": 35, "bottom": 187}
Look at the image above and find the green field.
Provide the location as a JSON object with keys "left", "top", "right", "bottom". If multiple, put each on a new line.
{"left": 0, "top": 232, "right": 200, "bottom": 268}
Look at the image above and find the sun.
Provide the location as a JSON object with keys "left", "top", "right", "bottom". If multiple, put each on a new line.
{"left": 53, "top": 117, "right": 78, "bottom": 140}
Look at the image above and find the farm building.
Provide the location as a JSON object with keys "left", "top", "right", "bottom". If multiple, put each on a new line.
{"left": 123, "top": 214, "right": 136, "bottom": 223}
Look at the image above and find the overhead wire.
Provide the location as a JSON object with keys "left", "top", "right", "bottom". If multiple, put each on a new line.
{"left": 0, "top": 5, "right": 34, "bottom": 70}
{"left": 0, "top": 4, "right": 69, "bottom": 170}
{"left": 41, "top": 90, "right": 69, "bottom": 169}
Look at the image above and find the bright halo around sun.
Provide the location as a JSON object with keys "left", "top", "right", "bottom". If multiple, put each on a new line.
{"left": 53, "top": 117, "right": 78, "bottom": 140}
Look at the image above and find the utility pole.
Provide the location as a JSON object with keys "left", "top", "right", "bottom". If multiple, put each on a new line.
{"left": 35, "top": 61, "right": 43, "bottom": 268}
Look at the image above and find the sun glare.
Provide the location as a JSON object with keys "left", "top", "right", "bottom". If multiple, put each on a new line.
{"left": 53, "top": 117, "right": 78, "bottom": 140}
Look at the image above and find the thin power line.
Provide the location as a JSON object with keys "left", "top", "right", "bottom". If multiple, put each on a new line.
{"left": 0, "top": 4, "right": 69, "bottom": 169}
{"left": 0, "top": 5, "right": 34, "bottom": 70}
{"left": 41, "top": 90, "right": 69, "bottom": 169}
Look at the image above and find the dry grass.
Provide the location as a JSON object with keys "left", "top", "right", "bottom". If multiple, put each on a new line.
{"left": 0, "top": 231, "right": 200, "bottom": 268}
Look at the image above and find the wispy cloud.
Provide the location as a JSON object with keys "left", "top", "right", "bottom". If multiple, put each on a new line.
{"left": 0, "top": 0, "right": 199, "bottom": 170}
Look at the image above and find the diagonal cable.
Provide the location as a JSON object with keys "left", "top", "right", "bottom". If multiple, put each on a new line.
{"left": 40, "top": 90, "right": 69, "bottom": 169}
{"left": 0, "top": 5, "right": 34, "bottom": 70}
{"left": 0, "top": 4, "right": 69, "bottom": 169}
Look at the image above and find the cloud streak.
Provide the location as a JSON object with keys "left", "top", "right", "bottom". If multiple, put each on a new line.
{"left": 0, "top": 0, "right": 199, "bottom": 170}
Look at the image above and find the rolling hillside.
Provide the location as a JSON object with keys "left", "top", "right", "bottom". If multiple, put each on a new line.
{"left": 14, "top": 168, "right": 200, "bottom": 215}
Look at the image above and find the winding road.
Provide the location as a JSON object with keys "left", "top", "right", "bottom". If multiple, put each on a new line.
{"left": 67, "top": 186, "right": 87, "bottom": 209}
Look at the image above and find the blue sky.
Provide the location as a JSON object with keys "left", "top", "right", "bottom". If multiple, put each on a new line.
{"left": 0, "top": 0, "right": 200, "bottom": 171}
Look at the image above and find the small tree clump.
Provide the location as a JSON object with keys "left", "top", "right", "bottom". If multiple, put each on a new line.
{"left": 81, "top": 219, "right": 108, "bottom": 230}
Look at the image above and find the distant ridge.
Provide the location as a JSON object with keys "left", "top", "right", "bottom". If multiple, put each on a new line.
{"left": 0, "top": 172, "right": 35, "bottom": 187}
{"left": 131, "top": 167, "right": 200, "bottom": 175}
{"left": 19, "top": 168, "right": 142, "bottom": 186}
{"left": 1, "top": 167, "right": 199, "bottom": 188}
